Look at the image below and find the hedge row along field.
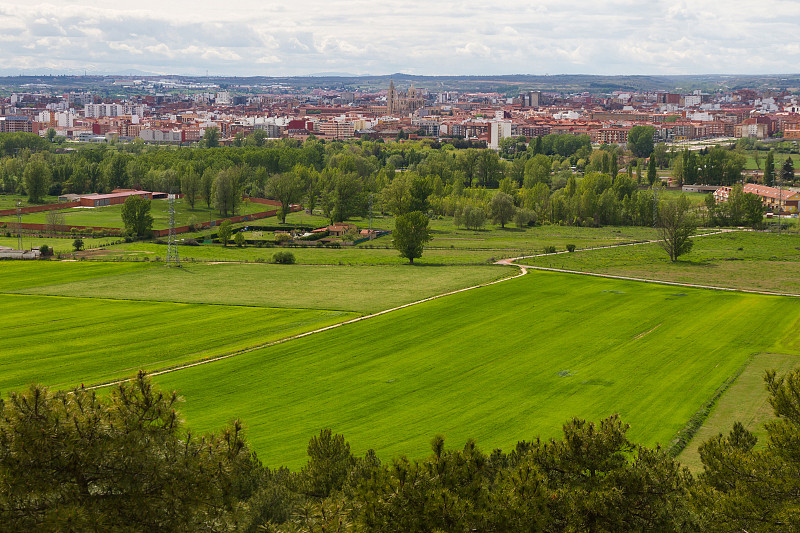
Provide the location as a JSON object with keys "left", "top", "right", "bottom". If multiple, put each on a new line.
{"left": 153, "top": 270, "right": 800, "bottom": 469}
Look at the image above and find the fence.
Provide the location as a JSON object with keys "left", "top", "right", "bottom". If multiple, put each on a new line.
{"left": 0, "top": 201, "right": 79, "bottom": 217}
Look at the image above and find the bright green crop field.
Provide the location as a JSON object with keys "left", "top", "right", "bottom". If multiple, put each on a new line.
{"left": 150, "top": 270, "right": 800, "bottom": 469}
{"left": 0, "top": 294, "right": 353, "bottom": 392}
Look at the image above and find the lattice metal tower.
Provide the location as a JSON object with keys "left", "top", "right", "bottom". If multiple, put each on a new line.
{"left": 166, "top": 193, "right": 180, "bottom": 266}
{"left": 16, "top": 200, "right": 22, "bottom": 251}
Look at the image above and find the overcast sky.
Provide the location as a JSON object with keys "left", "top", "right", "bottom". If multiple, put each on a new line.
{"left": 1, "top": 1, "right": 799, "bottom": 77}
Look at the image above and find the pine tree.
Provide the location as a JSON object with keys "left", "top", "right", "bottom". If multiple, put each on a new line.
{"left": 764, "top": 150, "right": 775, "bottom": 186}
{"left": 648, "top": 156, "right": 657, "bottom": 186}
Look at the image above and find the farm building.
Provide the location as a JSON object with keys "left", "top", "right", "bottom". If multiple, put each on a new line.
{"left": 0, "top": 246, "right": 40, "bottom": 259}
{"left": 321, "top": 223, "right": 358, "bottom": 237}
{"left": 76, "top": 190, "right": 163, "bottom": 207}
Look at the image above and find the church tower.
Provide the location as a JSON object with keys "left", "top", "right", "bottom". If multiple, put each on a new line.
{"left": 387, "top": 80, "right": 396, "bottom": 115}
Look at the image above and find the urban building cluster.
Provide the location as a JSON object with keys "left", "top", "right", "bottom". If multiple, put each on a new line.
{"left": 1, "top": 79, "right": 800, "bottom": 149}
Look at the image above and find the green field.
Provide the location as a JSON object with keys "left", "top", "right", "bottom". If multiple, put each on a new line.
{"left": 92, "top": 219, "right": 661, "bottom": 265}
{"left": 743, "top": 152, "right": 800, "bottom": 171}
{"left": 0, "top": 195, "right": 61, "bottom": 210}
{"left": 0, "top": 198, "right": 272, "bottom": 230}
{"left": 0, "top": 235, "right": 121, "bottom": 254}
{"left": 148, "top": 271, "right": 800, "bottom": 469}
{"left": 6, "top": 261, "right": 511, "bottom": 313}
{"left": 518, "top": 230, "right": 800, "bottom": 294}
{"left": 678, "top": 351, "right": 800, "bottom": 472}
{"left": 0, "top": 294, "right": 353, "bottom": 392}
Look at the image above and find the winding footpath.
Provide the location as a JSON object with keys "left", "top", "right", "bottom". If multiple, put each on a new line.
{"left": 90, "top": 228, "right": 796, "bottom": 390}
{"left": 501, "top": 228, "right": 800, "bottom": 298}
{"left": 89, "top": 264, "right": 528, "bottom": 390}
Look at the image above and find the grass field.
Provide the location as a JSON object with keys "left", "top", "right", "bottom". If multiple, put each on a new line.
{"left": 0, "top": 198, "right": 272, "bottom": 230}
{"left": 518, "top": 231, "right": 800, "bottom": 294}
{"left": 0, "top": 235, "right": 120, "bottom": 253}
{"left": 0, "top": 195, "right": 61, "bottom": 210}
{"left": 147, "top": 270, "right": 800, "bottom": 469}
{"left": 91, "top": 219, "right": 662, "bottom": 265}
{"left": 743, "top": 152, "right": 800, "bottom": 171}
{"left": 677, "top": 351, "right": 800, "bottom": 472}
{"left": 6, "top": 261, "right": 512, "bottom": 313}
{"left": 0, "top": 294, "right": 353, "bottom": 392}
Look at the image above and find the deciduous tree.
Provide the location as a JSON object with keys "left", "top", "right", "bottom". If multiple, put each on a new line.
{"left": 217, "top": 219, "right": 232, "bottom": 246}
{"left": 392, "top": 210, "right": 432, "bottom": 264}
{"left": 181, "top": 166, "right": 200, "bottom": 209}
{"left": 213, "top": 168, "right": 241, "bottom": 217}
{"left": 120, "top": 194, "right": 153, "bottom": 238}
{"left": 627, "top": 125, "right": 656, "bottom": 158}
{"left": 22, "top": 154, "right": 51, "bottom": 203}
{"left": 267, "top": 170, "right": 306, "bottom": 223}
{"left": 490, "top": 191, "right": 516, "bottom": 228}
{"left": 657, "top": 194, "right": 695, "bottom": 262}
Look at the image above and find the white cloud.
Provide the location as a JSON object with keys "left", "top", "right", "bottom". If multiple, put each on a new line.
{"left": 0, "top": 2, "right": 799, "bottom": 75}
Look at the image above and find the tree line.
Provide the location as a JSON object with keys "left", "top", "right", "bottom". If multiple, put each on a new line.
{"left": 2, "top": 369, "right": 800, "bottom": 532}
{"left": 0, "top": 131, "right": 780, "bottom": 233}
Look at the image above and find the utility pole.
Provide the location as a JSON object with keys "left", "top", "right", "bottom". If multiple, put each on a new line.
{"left": 778, "top": 171, "right": 782, "bottom": 236}
{"left": 652, "top": 186, "right": 659, "bottom": 228}
{"left": 369, "top": 193, "right": 373, "bottom": 230}
{"left": 166, "top": 193, "right": 180, "bottom": 266}
{"left": 16, "top": 200, "right": 22, "bottom": 251}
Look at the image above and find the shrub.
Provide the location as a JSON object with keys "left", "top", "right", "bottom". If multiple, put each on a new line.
{"left": 234, "top": 232, "right": 245, "bottom": 247}
{"left": 566, "top": 244, "right": 576, "bottom": 252}
{"left": 272, "top": 251, "right": 296, "bottom": 264}
{"left": 182, "top": 238, "right": 199, "bottom": 246}
{"left": 274, "top": 233, "right": 291, "bottom": 244}
{"left": 39, "top": 245, "right": 52, "bottom": 257}
{"left": 299, "top": 230, "right": 329, "bottom": 241}
{"left": 73, "top": 238, "right": 84, "bottom": 252}
{"left": 543, "top": 245, "right": 557, "bottom": 254}
{"left": 514, "top": 208, "right": 535, "bottom": 228}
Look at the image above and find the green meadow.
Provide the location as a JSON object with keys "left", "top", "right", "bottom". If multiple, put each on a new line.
{"left": 520, "top": 231, "right": 800, "bottom": 294}
{"left": 151, "top": 271, "right": 800, "bottom": 469}
{"left": 0, "top": 294, "right": 353, "bottom": 392}
{"left": 1, "top": 197, "right": 271, "bottom": 229}
{"left": 7, "top": 261, "right": 510, "bottom": 313}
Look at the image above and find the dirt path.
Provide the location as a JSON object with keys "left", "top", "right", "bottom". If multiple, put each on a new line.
{"left": 501, "top": 228, "right": 800, "bottom": 298}
{"left": 88, "top": 228, "right": 793, "bottom": 390}
{"left": 88, "top": 264, "right": 527, "bottom": 390}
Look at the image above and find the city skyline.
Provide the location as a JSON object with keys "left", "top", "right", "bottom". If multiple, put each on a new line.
{"left": 2, "top": 1, "right": 800, "bottom": 77}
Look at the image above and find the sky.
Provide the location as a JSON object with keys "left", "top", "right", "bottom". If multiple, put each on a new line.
{"left": 1, "top": 1, "right": 799, "bottom": 77}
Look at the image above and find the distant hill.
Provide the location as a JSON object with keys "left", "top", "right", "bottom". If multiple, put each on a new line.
{"left": 1, "top": 73, "right": 799, "bottom": 94}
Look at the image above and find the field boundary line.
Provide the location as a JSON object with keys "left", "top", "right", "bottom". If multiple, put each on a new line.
{"left": 499, "top": 228, "right": 800, "bottom": 298}
{"left": 495, "top": 228, "right": 734, "bottom": 264}
{"left": 87, "top": 264, "right": 526, "bottom": 390}
{"left": 513, "top": 264, "right": 800, "bottom": 298}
